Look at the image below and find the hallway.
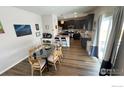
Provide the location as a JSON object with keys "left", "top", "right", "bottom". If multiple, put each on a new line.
{"left": 2, "top": 39, "right": 101, "bottom": 76}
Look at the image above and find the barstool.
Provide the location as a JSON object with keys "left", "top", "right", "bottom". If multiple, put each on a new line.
{"left": 55, "top": 37, "right": 60, "bottom": 42}
{"left": 61, "top": 37, "right": 67, "bottom": 47}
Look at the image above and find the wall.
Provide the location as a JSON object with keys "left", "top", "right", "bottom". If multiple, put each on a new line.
{"left": 0, "top": 7, "right": 43, "bottom": 74}
{"left": 42, "top": 14, "right": 58, "bottom": 39}
{"left": 42, "top": 15, "right": 53, "bottom": 33}
{"left": 52, "top": 14, "right": 58, "bottom": 37}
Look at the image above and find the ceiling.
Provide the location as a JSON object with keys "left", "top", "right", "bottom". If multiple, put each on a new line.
{"left": 15, "top": 6, "right": 98, "bottom": 20}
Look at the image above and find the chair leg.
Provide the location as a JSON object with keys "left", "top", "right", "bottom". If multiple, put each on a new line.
{"left": 31, "top": 67, "right": 33, "bottom": 76}
{"left": 40, "top": 70, "right": 42, "bottom": 76}
{"left": 60, "top": 52, "right": 63, "bottom": 58}
{"left": 54, "top": 63, "right": 57, "bottom": 71}
{"left": 58, "top": 57, "right": 61, "bottom": 64}
{"left": 60, "top": 55, "right": 63, "bottom": 62}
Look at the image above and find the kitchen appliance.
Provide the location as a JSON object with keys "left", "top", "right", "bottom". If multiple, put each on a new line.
{"left": 43, "top": 33, "right": 52, "bottom": 38}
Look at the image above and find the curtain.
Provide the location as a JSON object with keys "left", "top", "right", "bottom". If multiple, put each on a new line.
{"left": 111, "top": 31, "right": 124, "bottom": 75}
{"left": 99, "top": 6, "right": 124, "bottom": 76}
{"left": 91, "top": 16, "right": 102, "bottom": 58}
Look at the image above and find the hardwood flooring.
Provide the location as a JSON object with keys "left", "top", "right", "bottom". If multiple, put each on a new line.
{"left": 1, "top": 39, "right": 101, "bottom": 76}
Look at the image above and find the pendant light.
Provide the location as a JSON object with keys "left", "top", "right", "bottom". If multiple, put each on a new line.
{"left": 60, "top": 14, "right": 64, "bottom": 24}
{"left": 61, "top": 20, "right": 64, "bottom": 24}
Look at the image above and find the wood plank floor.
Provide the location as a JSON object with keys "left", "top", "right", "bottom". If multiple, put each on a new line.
{"left": 1, "top": 39, "right": 101, "bottom": 76}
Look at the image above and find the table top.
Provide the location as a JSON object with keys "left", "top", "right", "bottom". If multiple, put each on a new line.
{"left": 34, "top": 44, "right": 54, "bottom": 58}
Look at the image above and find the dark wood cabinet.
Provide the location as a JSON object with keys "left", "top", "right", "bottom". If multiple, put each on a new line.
{"left": 80, "top": 38, "right": 91, "bottom": 49}
{"left": 58, "top": 14, "right": 94, "bottom": 31}
{"left": 87, "top": 14, "right": 94, "bottom": 31}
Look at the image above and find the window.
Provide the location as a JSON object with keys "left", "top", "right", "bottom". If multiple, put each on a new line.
{"left": 119, "top": 23, "right": 124, "bottom": 43}
{"left": 98, "top": 16, "right": 112, "bottom": 62}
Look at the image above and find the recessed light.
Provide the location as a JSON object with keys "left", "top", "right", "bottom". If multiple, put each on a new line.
{"left": 74, "top": 12, "right": 77, "bottom": 15}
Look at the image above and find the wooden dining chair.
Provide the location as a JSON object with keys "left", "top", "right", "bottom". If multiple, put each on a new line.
{"left": 56, "top": 46, "right": 63, "bottom": 62}
{"left": 47, "top": 49, "right": 60, "bottom": 71}
{"left": 28, "top": 48, "right": 46, "bottom": 76}
{"left": 37, "top": 44, "right": 42, "bottom": 50}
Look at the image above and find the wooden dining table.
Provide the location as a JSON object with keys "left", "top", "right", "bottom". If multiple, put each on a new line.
{"left": 39, "top": 44, "right": 54, "bottom": 71}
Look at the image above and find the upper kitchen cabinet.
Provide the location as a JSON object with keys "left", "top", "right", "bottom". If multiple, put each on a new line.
{"left": 87, "top": 14, "right": 94, "bottom": 31}
{"left": 58, "top": 13, "right": 94, "bottom": 31}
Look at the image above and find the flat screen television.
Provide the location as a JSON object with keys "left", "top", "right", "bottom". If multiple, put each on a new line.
{"left": 14, "top": 24, "right": 32, "bottom": 37}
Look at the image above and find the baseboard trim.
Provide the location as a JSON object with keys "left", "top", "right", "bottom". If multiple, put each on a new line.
{"left": 0, "top": 55, "right": 28, "bottom": 75}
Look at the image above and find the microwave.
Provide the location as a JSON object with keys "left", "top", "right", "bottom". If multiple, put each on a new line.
{"left": 42, "top": 33, "right": 52, "bottom": 38}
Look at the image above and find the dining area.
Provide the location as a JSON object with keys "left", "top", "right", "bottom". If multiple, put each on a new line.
{"left": 28, "top": 43, "right": 63, "bottom": 75}
{"left": 1, "top": 38, "right": 100, "bottom": 76}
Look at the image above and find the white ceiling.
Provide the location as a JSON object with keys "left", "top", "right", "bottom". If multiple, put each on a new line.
{"left": 15, "top": 6, "right": 98, "bottom": 20}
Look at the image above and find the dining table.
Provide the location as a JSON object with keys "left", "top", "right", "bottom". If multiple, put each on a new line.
{"left": 35, "top": 44, "right": 54, "bottom": 71}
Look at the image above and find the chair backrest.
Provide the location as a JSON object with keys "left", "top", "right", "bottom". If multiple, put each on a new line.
{"left": 61, "top": 37, "right": 66, "bottom": 41}
{"left": 55, "top": 37, "right": 59, "bottom": 39}
{"left": 37, "top": 45, "right": 41, "bottom": 49}
{"left": 56, "top": 46, "right": 63, "bottom": 55}
{"left": 55, "top": 37, "right": 60, "bottom": 42}
{"left": 28, "top": 47, "right": 38, "bottom": 65}
{"left": 52, "top": 49, "right": 58, "bottom": 57}
{"left": 29, "top": 48, "right": 34, "bottom": 57}
{"left": 28, "top": 55, "right": 35, "bottom": 65}
{"left": 28, "top": 53, "right": 35, "bottom": 65}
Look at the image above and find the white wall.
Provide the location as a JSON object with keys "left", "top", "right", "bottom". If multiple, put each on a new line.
{"left": 42, "top": 14, "right": 58, "bottom": 39}
{"left": 52, "top": 14, "right": 58, "bottom": 37}
{"left": 42, "top": 15, "right": 53, "bottom": 33}
{"left": 0, "top": 7, "right": 43, "bottom": 74}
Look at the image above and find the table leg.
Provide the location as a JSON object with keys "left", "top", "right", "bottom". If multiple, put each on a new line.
{"left": 45, "top": 58, "right": 49, "bottom": 71}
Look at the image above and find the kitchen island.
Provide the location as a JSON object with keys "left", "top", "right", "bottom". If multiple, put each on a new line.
{"left": 55, "top": 35, "right": 70, "bottom": 47}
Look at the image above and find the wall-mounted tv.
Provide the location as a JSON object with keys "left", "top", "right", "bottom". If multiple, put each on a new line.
{"left": 14, "top": 24, "right": 32, "bottom": 37}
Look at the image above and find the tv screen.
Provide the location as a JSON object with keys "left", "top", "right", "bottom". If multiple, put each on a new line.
{"left": 14, "top": 24, "right": 32, "bottom": 37}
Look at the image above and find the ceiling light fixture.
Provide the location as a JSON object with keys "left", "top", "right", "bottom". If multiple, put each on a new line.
{"left": 74, "top": 12, "right": 78, "bottom": 18}
{"left": 60, "top": 14, "right": 64, "bottom": 24}
{"left": 61, "top": 20, "right": 64, "bottom": 24}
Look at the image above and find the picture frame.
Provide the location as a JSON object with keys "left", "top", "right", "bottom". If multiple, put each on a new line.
{"left": 0, "top": 21, "right": 4, "bottom": 34}
{"left": 35, "top": 24, "right": 39, "bottom": 30}
{"left": 36, "top": 32, "right": 41, "bottom": 37}
{"left": 55, "top": 25, "right": 58, "bottom": 29}
{"left": 13, "top": 24, "right": 32, "bottom": 37}
{"left": 45, "top": 25, "right": 49, "bottom": 30}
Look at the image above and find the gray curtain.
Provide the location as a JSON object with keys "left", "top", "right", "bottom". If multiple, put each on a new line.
{"left": 99, "top": 6, "right": 124, "bottom": 76}
{"left": 111, "top": 31, "right": 124, "bottom": 75}
{"left": 91, "top": 16, "right": 102, "bottom": 58}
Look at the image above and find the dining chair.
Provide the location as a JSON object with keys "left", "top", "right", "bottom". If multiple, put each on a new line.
{"left": 37, "top": 44, "right": 42, "bottom": 50}
{"left": 56, "top": 46, "right": 63, "bottom": 62}
{"left": 47, "top": 49, "right": 60, "bottom": 71}
{"left": 28, "top": 48, "right": 46, "bottom": 76}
